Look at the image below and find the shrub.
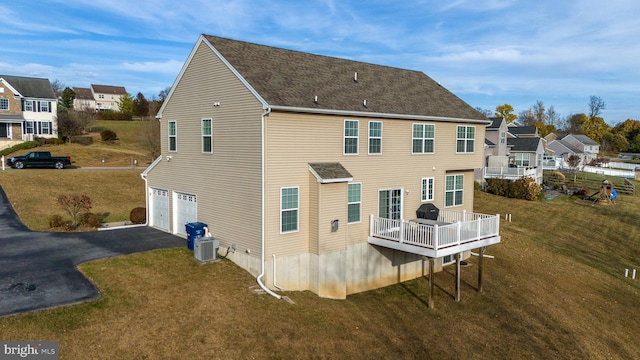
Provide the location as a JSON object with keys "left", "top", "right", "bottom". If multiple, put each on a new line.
{"left": 0, "top": 141, "right": 39, "bottom": 156}
{"left": 100, "top": 129, "right": 118, "bottom": 141}
{"left": 485, "top": 177, "right": 540, "bottom": 201}
{"left": 129, "top": 207, "right": 146, "bottom": 224}
{"left": 49, "top": 214, "right": 65, "bottom": 228}
{"left": 96, "top": 110, "right": 133, "bottom": 121}
{"left": 80, "top": 212, "right": 102, "bottom": 228}
{"left": 57, "top": 194, "right": 92, "bottom": 226}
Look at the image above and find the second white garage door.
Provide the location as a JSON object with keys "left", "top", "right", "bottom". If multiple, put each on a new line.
{"left": 149, "top": 188, "right": 169, "bottom": 231}
{"left": 173, "top": 192, "right": 197, "bottom": 236}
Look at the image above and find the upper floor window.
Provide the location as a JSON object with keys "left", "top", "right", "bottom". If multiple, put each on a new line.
{"left": 445, "top": 174, "right": 464, "bottom": 207}
{"left": 99, "top": 94, "right": 104, "bottom": 99}
{"left": 500, "top": 131, "right": 506, "bottom": 144}
{"left": 368, "top": 121, "right": 382, "bottom": 154}
{"left": 24, "top": 100, "right": 34, "bottom": 112}
{"left": 348, "top": 183, "right": 362, "bottom": 223}
{"left": 412, "top": 123, "right": 435, "bottom": 154}
{"left": 344, "top": 120, "right": 359, "bottom": 155}
{"left": 421, "top": 177, "right": 434, "bottom": 202}
{"left": 202, "top": 118, "right": 212, "bottom": 153}
{"left": 0, "top": 98, "right": 8, "bottom": 110}
{"left": 456, "top": 126, "right": 475, "bottom": 153}
{"left": 281, "top": 187, "right": 299, "bottom": 233}
{"left": 40, "top": 101, "right": 50, "bottom": 112}
{"left": 168, "top": 121, "right": 177, "bottom": 152}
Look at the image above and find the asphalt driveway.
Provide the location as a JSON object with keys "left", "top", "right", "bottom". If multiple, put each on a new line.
{"left": 0, "top": 186, "right": 184, "bottom": 317}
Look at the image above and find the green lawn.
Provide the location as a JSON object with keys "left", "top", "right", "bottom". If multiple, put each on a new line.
{"left": 1, "top": 182, "right": 639, "bottom": 359}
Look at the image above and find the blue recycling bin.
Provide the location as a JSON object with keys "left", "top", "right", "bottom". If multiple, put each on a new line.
{"left": 185, "top": 222, "right": 207, "bottom": 250}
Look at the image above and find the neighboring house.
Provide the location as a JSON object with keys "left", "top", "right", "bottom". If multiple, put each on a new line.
{"left": 91, "top": 84, "right": 127, "bottom": 111}
{"left": 479, "top": 120, "right": 543, "bottom": 184}
{"left": 143, "top": 35, "right": 501, "bottom": 300}
{"left": 546, "top": 134, "right": 600, "bottom": 168}
{"left": 0, "top": 75, "right": 57, "bottom": 149}
{"left": 72, "top": 87, "right": 96, "bottom": 111}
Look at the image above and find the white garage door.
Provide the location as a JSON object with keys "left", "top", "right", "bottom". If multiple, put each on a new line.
{"left": 149, "top": 188, "right": 169, "bottom": 231}
{"left": 174, "top": 192, "right": 197, "bottom": 236}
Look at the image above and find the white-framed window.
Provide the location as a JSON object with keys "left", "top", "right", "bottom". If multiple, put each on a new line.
{"left": 348, "top": 183, "right": 362, "bottom": 223}
{"left": 421, "top": 177, "right": 435, "bottom": 202}
{"left": 344, "top": 120, "right": 359, "bottom": 155}
{"left": 368, "top": 121, "right": 382, "bottom": 155}
{"left": 0, "top": 98, "right": 8, "bottom": 110}
{"left": 537, "top": 153, "right": 542, "bottom": 167}
{"left": 378, "top": 188, "right": 403, "bottom": 220}
{"left": 168, "top": 121, "right": 177, "bottom": 152}
{"left": 281, "top": 187, "right": 299, "bottom": 233}
{"left": 500, "top": 131, "right": 506, "bottom": 144}
{"left": 202, "top": 118, "right": 212, "bottom": 153}
{"left": 412, "top": 123, "right": 435, "bottom": 154}
{"left": 24, "top": 100, "right": 34, "bottom": 112}
{"left": 456, "top": 126, "right": 475, "bottom": 153}
{"left": 442, "top": 254, "right": 456, "bottom": 265}
{"left": 99, "top": 94, "right": 104, "bottom": 99}
{"left": 41, "top": 122, "right": 50, "bottom": 135}
{"left": 515, "top": 153, "right": 529, "bottom": 167}
{"left": 39, "top": 101, "right": 50, "bottom": 112}
{"left": 24, "top": 121, "right": 34, "bottom": 134}
{"left": 445, "top": 174, "right": 464, "bottom": 207}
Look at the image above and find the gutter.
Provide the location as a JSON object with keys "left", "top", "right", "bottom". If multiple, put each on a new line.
{"left": 256, "top": 106, "right": 282, "bottom": 300}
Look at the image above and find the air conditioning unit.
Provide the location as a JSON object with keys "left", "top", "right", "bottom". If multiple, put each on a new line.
{"left": 194, "top": 237, "right": 219, "bottom": 262}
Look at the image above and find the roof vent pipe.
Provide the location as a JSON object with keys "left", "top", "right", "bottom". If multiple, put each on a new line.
{"left": 363, "top": 99, "right": 367, "bottom": 107}
{"left": 354, "top": 72, "right": 358, "bottom": 82}
{"left": 314, "top": 95, "right": 318, "bottom": 103}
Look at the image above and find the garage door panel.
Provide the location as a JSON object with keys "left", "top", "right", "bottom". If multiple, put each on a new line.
{"left": 174, "top": 192, "right": 197, "bottom": 235}
{"left": 149, "top": 188, "right": 169, "bottom": 231}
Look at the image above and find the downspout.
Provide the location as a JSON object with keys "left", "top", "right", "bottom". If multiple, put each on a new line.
{"left": 256, "top": 107, "right": 282, "bottom": 299}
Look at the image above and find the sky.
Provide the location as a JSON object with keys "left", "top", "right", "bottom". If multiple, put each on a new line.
{"left": 1, "top": 0, "right": 639, "bottom": 125}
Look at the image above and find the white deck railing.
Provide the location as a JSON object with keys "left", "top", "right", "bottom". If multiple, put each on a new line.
{"left": 484, "top": 166, "right": 537, "bottom": 179}
{"left": 369, "top": 210, "right": 500, "bottom": 255}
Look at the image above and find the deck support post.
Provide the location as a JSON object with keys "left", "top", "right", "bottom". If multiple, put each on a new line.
{"left": 478, "top": 246, "right": 485, "bottom": 293}
{"left": 455, "top": 252, "right": 461, "bottom": 302}
{"left": 428, "top": 257, "right": 435, "bottom": 309}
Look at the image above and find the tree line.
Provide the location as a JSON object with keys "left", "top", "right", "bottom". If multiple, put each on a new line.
{"left": 477, "top": 96, "right": 640, "bottom": 153}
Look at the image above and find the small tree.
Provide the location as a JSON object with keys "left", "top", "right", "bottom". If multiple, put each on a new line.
{"left": 567, "top": 154, "right": 582, "bottom": 183}
{"left": 57, "top": 194, "right": 92, "bottom": 226}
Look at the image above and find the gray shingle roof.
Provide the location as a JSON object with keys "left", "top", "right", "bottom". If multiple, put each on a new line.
{"left": 204, "top": 35, "right": 487, "bottom": 121}
{"left": 0, "top": 75, "right": 55, "bottom": 99}
{"left": 91, "top": 84, "right": 127, "bottom": 95}
{"left": 487, "top": 117, "right": 503, "bottom": 129}
{"left": 309, "top": 163, "right": 353, "bottom": 183}
{"left": 567, "top": 134, "right": 599, "bottom": 146}
{"left": 507, "top": 137, "right": 541, "bottom": 152}
{"left": 73, "top": 87, "right": 94, "bottom": 100}
{"left": 508, "top": 126, "right": 537, "bottom": 136}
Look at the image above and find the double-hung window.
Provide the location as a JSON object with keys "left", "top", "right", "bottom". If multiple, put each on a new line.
{"left": 24, "top": 100, "right": 34, "bottom": 112}
{"left": 25, "top": 121, "right": 34, "bottom": 134}
{"left": 368, "top": 121, "right": 382, "bottom": 154}
{"left": 168, "top": 121, "right": 177, "bottom": 152}
{"left": 421, "top": 177, "right": 434, "bottom": 202}
{"left": 412, "top": 123, "right": 435, "bottom": 153}
{"left": 348, "top": 183, "right": 362, "bottom": 223}
{"left": 202, "top": 118, "right": 212, "bottom": 153}
{"left": 41, "top": 122, "right": 50, "bottom": 135}
{"left": 281, "top": 187, "right": 299, "bottom": 233}
{"left": 344, "top": 120, "right": 359, "bottom": 155}
{"left": 445, "top": 174, "right": 464, "bottom": 207}
{"left": 515, "top": 153, "right": 529, "bottom": 167}
{"left": 0, "top": 98, "right": 8, "bottom": 110}
{"left": 456, "top": 126, "right": 475, "bottom": 153}
{"left": 40, "top": 101, "right": 50, "bottom": 112}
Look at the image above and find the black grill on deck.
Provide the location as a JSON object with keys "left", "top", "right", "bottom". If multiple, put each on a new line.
{"left": 416, "top": 203, "right": 439, "bottom": 221}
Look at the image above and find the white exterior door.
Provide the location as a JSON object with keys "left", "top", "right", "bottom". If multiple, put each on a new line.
{"left": 149, "top": 188, "right": 169, "bottom": 231}
{"left": 173, "top": 192, "right": 197, "bottom": 236}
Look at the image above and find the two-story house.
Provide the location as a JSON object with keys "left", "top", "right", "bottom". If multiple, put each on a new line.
{"left": 0, "top": 75, "right": 57, "bottom": 149}
{"left": 547, "top": 134, "right": 599, "bottom": 167}
{"left": 72, "top": 84, "right": 127, "bottom": 111}
{"left": 480, "top": 120, "right": 544, "bottom": 184}
{"left": 143, "top": 35, "right": 501, "bottom": 301}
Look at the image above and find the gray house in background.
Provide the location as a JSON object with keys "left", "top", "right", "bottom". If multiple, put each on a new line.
{"left": 546, "top": 134, "right": 600, "bottom": 168}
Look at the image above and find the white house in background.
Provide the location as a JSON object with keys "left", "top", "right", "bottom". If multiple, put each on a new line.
{"left": 72, "top": 84, "right": 127, "bottom": 111}
{"left": 547, "top": 134, "right": 600, "bottom": 168}
{"left": 0, "top": 75, "right": 57, "bottom": 150}
{"left": 479, "top": 120, "right": 543, "bottom": 184}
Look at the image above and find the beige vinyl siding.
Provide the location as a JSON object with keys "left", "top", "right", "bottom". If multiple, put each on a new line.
{"left": 264, "top": 111, "right": 486, "bottom": 255}
{"left": 149, "top": 40, "right": 265, "bottom": 257}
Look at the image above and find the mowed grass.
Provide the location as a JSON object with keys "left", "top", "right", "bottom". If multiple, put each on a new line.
{"left": 0, "top": 169, "right": 145, "bottom": 230}
{"left": 0, "top": 181, "right": 639, "bottom": 359}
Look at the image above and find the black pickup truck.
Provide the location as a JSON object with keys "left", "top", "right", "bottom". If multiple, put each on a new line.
{"left": 6, "top": 151, "right": 72, "bottom": 169}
